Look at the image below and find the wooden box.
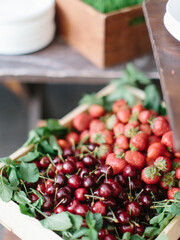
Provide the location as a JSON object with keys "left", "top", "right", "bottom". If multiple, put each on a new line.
{"left": 0, "top": 85, "right": 180, "bottom": 240}
{"left": 56, "top": 0, "right": 152, "bottom": 68}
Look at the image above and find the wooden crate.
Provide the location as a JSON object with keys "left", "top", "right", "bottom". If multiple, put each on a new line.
{"left": 56, "top": 0, "right": 152, "bottom": 69}
{"left": 0, "top": 85, "right": 180, "bottom": 240}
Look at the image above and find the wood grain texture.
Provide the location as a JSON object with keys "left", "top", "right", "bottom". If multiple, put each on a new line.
{"left": 143, "top": 0, "right": 180, "bottom": 151}
{"left": 56, "top": 0, "right": 152, "bottom": 68}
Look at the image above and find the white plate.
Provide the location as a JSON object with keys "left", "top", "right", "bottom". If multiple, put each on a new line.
{"left": 164, "top": 12, "right": 180, "bottom": 42}
{"left": 166, "top": 0, "right": 180, "bottom": 23}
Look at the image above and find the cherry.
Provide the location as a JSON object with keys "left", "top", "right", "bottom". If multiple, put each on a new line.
{"left": 63, "top": 147, "right": 73, "bottom": 157}
{"left": 105, "top": 211, "right": 117, "bottom": 225}
{"left": 128, "top": 178, "right": 143, "bottom": 191}
{"left": 80, "top": 168, "right": 90, "bottom": 178}
{"left": 98, "top": 228, "right": 107, "bottom": 239}
{"left": 68, "top": 175, "right": 81, "bottom": 189}
{"left": 54, "top": 173, "right": 66, "bottom": 187}
{"left": 42, "top": 195, "right": 53, "bottom": 210}
{"left": 42, "top": 211, "right": 52, "bottom": 217}
{"left": 93, "top": 188, "right": 100, "bottom": 197}
{"left": 118, "top": 189, "right": 128, "bottom": 202}
{"left": 82, "top": 155, "right": 96, "bottom": 167}
{"left": 126, "top": 202, "right": 141, "bottom": 217}
{"left": 114, "top": 174, "right": 127, "bottom": 186}
{"left": 30, "top": 193, "right": 38, "bottom": 202}
{"left": 103, "top": 198, "right": 117, "bottom": 210}
{"left": 75, "top": 161, "right": 85, "bottom": 170}
{"left": 36, "top": 183, "right": 46, "bottom": 194}
{"left": 46, "top": 179, "right": 54, "bottom": 188}
{"left": 118, "top": 211, "right": 130, "bottom": 224}
{"left": 66, "top": 199, "right": 80, "bottom": 213}
{"left": 56, "top": 187, "right": 71, "bottom": 205}
{"left": 139, "top": 195, "right": 152, "bottom": 208}
{"left": 54, "top": 205, "right": 66, "bottom": 214}
{"left": 46, "top": 184, "right": 57, "bottom": 196}
{"left": 144, "top": 184, "right": 158, "bottom": 195}
{"left": 92, "top": 201, "right": 106, "bottom": 215}
{"left": 136, "top": 224, "right": 145, "bottom": 236}
{"left": 104, "top": 235, "right": 117, "bottom": 240}
{"left": 33, "top": 161, "right": 41, "bottom": 170}
{"left": 74, "top": 204, "right": 89, "bottom": 217}
{"left": 100, "top": 165, "right": 113, "bottom": 178}
{"left": 99, "top": 183, "right": 112, "bottom": 199}
{"left": 88, "top": 143, "right": 97, "bottom": 151}
{"left": 47, "top": 165, "right": 56, "bottom": 178}
{"left": 62, "top": 161, "right": 75, "bottom": 174}
{"left": 67, "top": 156, "right": 77, "bottom": 163}
{"left": 120, "top": 224, "right": 135, "bottom": 234}
{"left": 75, "top": 188, "right": 88, "bottom": 201}
{"left": 40, "top": 156, "right": 50, "bottom": 168}
{"left": 81, "top": 219, "right": 88, "bottom": 228}
{"left": 123, "top": 165, "right": 136, "bottom": 178}
{"left": 82, "top": 176, "right": 95, "bottom": 189}
{"left": 53, "top": 156, "right": 61, "bottom": 165}
{"left": 105, "top": 179, "right": 122, "bottom": 197}
{"left": 56, "top": 163, "right": 64, "bottom": 174}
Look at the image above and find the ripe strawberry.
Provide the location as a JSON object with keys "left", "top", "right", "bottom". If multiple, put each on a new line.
{"left": 66, "top": 132, "right": 79, "bottom": 145}
{"left": 152, "top": 116, "right": 170, "bottom": 137}
{"left": 175, "top": 152, "right": 180, "bottom": 158}
{"left": 125, "top": 150, "right": 145, "bottom": 169}
{"left": 73, "top": 112, "right": 91, "bottom": 132}
{"left": 113, "top": 123, "right": 124, "bottom": 137}
{"left": 147, "top": 142, "right": 165, "bottom": 160}
{"left": 154, "top": 156, "right": 171, "bottom": 173}
{"left": 175, "top": 168, "right": 180, "bottom": 180}
{"left": 161, "top": 131, "right": 174, "bottom": 152}
{"left": 79, "top": 130, "right": 89, "bottom": 144}
{"left": 141, "top": 166, "right": 161, "bottom": 184}
{"left": 57, "top": 139, "right": 71, "bottom": 149}
{"left": 113, "top": 146, "right": 125, "bottom": 155}
{"left": 163, "top": 150, "right": 173, "bottom": 158}
{"left": 89, "top": 119, "right": 106, "bottom": 132}
{"left": 116, "top": 135, "right": 129, "bottom": 150}
{"left": 167, "top": 187, "right": 180, "bottom": 199}
{"left": 105, "top": 153, "right": 127, "bottom": 175}
{"left": 124, "top": 123, "right": 139, "bottom": 138}
{"left": 106, "top": 114, "right": 119, "bottom": 130}
{"left": 117, "top": 106, "right": 131, "bottom": 124}
{"left": 148, "top": 135, "right": 161, "bottom": 147}
{"left": 160, "top": 171, "right": 175, "bottom": 189}
{"left": 130, "top": 132, "right": 149, "bottom": 151}
{"left": 112, "top": 99, "right": 127, "bottom": 113}
{"left": 94, "top": 144, "right": 112, "bottom": 160}
{"left": 90, "top": 130, "right": 114, "bottom": 145}
{"left": 138, "top": 110, "right": 151, "bottom": 124}
{"left": 89, "top": 104, "right": 105, "bottom": 118}
{"left": 139, "top": 124, "right": 152, "bottom": 136}
{"left": 172, "top": 158, "right": 180, "bottom": 170}
{"left": 132, "top": 103, "right": 144, "bottom": 114}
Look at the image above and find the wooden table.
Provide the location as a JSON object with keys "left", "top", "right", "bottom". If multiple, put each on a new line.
{"left": 143, "top": 0, "right": 180, "bottom": 151}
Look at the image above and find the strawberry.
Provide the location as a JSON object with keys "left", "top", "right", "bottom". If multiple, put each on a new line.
{"left": 113, "top": 146, "right": 125, "bottom": 155}
{"left": 152, "top": 116, "right": 170, "bottom": 137}
{"left": 57, "top": 139, "right": 71, "bottom": 149}
{"left": 124, "top": 123, "right": 139, "bottom": 138}
{"left": 125, "top": 150, "right": 145, "bottom": 169}
{"left": 175, "top": 152, "right": 180, "bottom": 158}
{"left": 113, "top": 123, "right": 124, "bottom": 137}
{"left": 141, "top": 166, "right": 161, "bottom": 184}
{"left": 90, "top": 130, "right": 114, "bottom": 145}
{"left": 89, "top": 104, "right": 105, "bottom": 118}
{"left": 154, "top": 156, "right": 171, "bottom": 173}
{"left": 117, "top": 106, "right": 131, "bottom": 123}
{"left": 89, "top": 119, "right": 106, "bottom": 132}
{"left": 161, "top": 131, "right": 174, "bottom": 152}
{"left": 148, "top": 135, "right": 161, "bottom": 147}
{"left": 73, "top": 112, "right": 91, "bottom": 132}
{"left": 163, "top": 150, "right": 173, "bottom": 158}
{"left": 132, "top": 103, "right": 144, "bottom": 114}
{"left": 94, "top": 144, "right": 112, "bottom": 160}
{"left": 160, "top": 172, "right": 175, "bottom": 189}
{"left": 105, "top": 153, "right": 127, "bottom": 175}
{"left": 147, "top": 142, "right": 165, "bottom": 160}
{"left": 175, "top": 168, "right": 180, "bottom": 180}
{"left": 139, "top": 124, "right": 152, "bottom": 136}
{"left": 115, "top": 135, "right": 129, "bottom": 150}
{"left": 130, "top": 132, "right": 149, "bottom": 151}
{"left": 106, "top": 114, "right": 119, "bottom": 130}
{"left": 172, "top": 158, "right": 180, "bottom": 170}
{"left": 138, "top": 110, "right": 151, "bottom": 124}
{"left": 167, "top": 187, "right": 180, "bottom": 199}
{"left": 66, "top": 132, "right": 79, "bottom": 145}
{"left": 112, "top": 99, "right": 127, "bottom": 113}
{"left": 79, "top": 130, "right": 89, "bottom": 144}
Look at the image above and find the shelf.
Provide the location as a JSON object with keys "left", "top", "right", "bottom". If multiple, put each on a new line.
{"left": 143, "top": 0, "right": 180, "bottom": 150}
{"left": 0, "top": 38, "right": 157, "bottom": 84}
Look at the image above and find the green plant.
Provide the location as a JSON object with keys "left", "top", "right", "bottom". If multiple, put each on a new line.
{"left": 81, "top": 0, "right": 143, "bottom": 13}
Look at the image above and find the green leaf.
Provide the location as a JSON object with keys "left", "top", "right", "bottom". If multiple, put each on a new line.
{"left": 18, "top": 152, "right": 39, "bottom": 162}
{"left": 0, "top": 157, "right": 11, "bottom": 166}
{"left": 68, "top": 212, "right": 83, "bottom": 230}
{"left": 159, "top": 213, "right": 174, "bottom": 231}
{"left": 143, "top": 84, "right": 161, "bottom": 113}
{"left": 40, "top": 140, "right": 54, "bottom": 154}
{"left": 20, "top": 162, "right": 39, "bottom": 183}
{"left": 9, "top": 168, "right": 19, "bottom": 187}
{"left": 171, "top": 203, "right": 180, "bottom": 215}
{"left": 86, "top": 211, "right": 96, "bottom": 229}
{"left": 150, "top": 212, "right": 165, "bottom": 224}
{"left": 156, "top": 232, "right": 168, "bottom": 240}
{"left": 41, "top": 212, "right": 72, "bottom": 231}
{"left": 23, "top": 129, "right": 40, "bottom": 146}
{"left": 144, "top": 227, "right": 160, "bottom": 237}
{"left": 0, "top": 176, "right": 13, "bottom": 202}
{"left": 49, "top": 135, "right": 62, "bottom": 153}
{"left": 29, "top": 188, "right": 44, "bottom": 208}
{"left": 88, "top": 228, "right": 98, "bottom": 240}
{"left": 131, "top": 235, "right": 145, "bottom": 240}
{"left": 174, "top": 191, "right": 180, "bottom": 200}
{"left": 13, "top": 191, "right": 31, "bottom": 205}
{"left": 122, "top": 232, "right": 131, "bottom": 240}
{"left": 71, "top": 228, "right": 89, "bottom": 239}
{"left": 93, "top": 213, "right": 103, "bottom": 232}
{"left": 46, "top": 119, "right": 68, "bottom": 137}
{"left": 79, "top": 93, "right": 104, "bottom": 107}
{"left": 19, "top": 204, "right": 35, "bottom": 217}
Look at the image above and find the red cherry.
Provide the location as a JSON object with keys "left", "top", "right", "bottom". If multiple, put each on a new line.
{"left": 54, "top": 205, "right": 66, "bottom": 214}
{"left": 74, "top": 204, "right": 89, "bottom": 217}
{"left": 75, "top": 188, "right": 88, "bottom": 201}
{"left": 68, "top": 175, "right": 82, "bottom": 189}
{"left": 126, "top": 202, "right": 141, "bottom": 217}
{"left": 66, "top": 199, "right": 80, "bottom": 214}
{"left": 92, "top": 201, "right": 106, "bottom": 216}
{"left": 118, "top": 211, "right": 130, "bottom": 224}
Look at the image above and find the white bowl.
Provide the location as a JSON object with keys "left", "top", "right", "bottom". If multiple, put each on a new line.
{"left": 166, "top": 0, "right": 180, "bottom": 23}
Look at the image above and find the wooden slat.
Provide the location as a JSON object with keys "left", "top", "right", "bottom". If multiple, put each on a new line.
{"left": 143, "top": 0, "right": 180, "bottom": 151}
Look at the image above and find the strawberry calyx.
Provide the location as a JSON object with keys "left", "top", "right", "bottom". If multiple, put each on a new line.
{"left": 92, "top": 132, "right": 106, "bottom": 144}
{"left": 128, "top": 112, "right": 139, "bottom": 123}
{"left": 154, "top": 157, "right": 168, "bottom": 172}
{"left": 94, "top": 145, "right": 109, "bottom": 159}
{"left": 125, "top": 127, "right": 139, "bottom": 138}
{"left": 161, "top": 171, "right": 175, "bottom": 189}
{"left": 106, "top": 114, "right": 117, "bottom": 130}
{"left": 115, "top": 152, "right": 125, "bottom": 159}
{"left": 145, "top": 166, "right": 161, "bottom": 180}
{"left": 129, "top": 143, "right": 138, "bottom": 152}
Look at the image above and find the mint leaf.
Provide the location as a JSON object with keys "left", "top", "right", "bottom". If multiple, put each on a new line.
{"left": 49, "top": 135, "right": 62, "bottom": 153}
{"left": 150, "top": 212, "right": 165, "bottom": 224}
{"left": 20, "top": 162, "right": 39, "bottom": 183}
{"left": 13, "top": 191, "right": 31, "bottom": 205}
{"left": 156, "top": 232, "right": 168, "bottom": 240}
{"left": 143, "top": 84, "right": 161, "bottom": 113}
{"left": 41, "top": 212, "right": 72, "bottom": 231}
{"left": 122, "top": 232, "right": 131, "bottom": 240}
{"left": 0, "top": 176, "right": 13, "bottom": 202}
{"left": 159, "top": 213, "right": 174, "bottom": 231}
{"left": 85, "top": 211, "right": 96, "bottom": 229}
{"left": 40, "top": 140, "right": 54, "bottom": 154}
{"left": 9, "top": 168, "right": 19, "bottom": 187}
{"left": 174, "top": 191, "right": 180, "bottom": 200}
{"left": 18, "top": 152, "right": 39, "bottom": 162}
{"left": 171, "top": 203, "right": 180, "bottom": 215}
{"left": 68, "top": 212, "right": 83, "bottom": 230}
{"left": 88, "top": 228, "right": 98, "bottom": 240}
{"left": 0, "top": 157, "right": 11, "bottom": 165}
{"left": 131, "top": 235, "right": 145, "bottom": 240}
{"left": 93, "top": 213, "right": 103, "bottom": 232}
{"left": 19, "top": 204, "right": 35, "bottom": 217}
{"left": 23, "top": 129, "right": 40, "bottom": 146}
{"left": 46, "top": 119, "right": 68, "bottom": 137}
{"left": 71, "top": 228, "right": 89, "bottom": 239}
{"left": 79, "top": 93, "right": 104, "bottom": 107}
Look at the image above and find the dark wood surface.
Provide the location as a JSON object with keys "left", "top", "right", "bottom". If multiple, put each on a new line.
{"left": 143, "top": 0, "right": 180, "bottom": 151}
{"left": 0, "top": 38, "right": 157, "bottom": 83}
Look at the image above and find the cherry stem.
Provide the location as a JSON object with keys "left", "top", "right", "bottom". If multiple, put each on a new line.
{"left": 103, "top": 216, "right": 119, "bottom": 223}
{"left": 54, "top": 198, "right": 65, "bottom": 210}
{"left": 47, "top": 154, "right": 56, "bottom": 167}
{"left": 84, "top": 194, "right": 104, "bottom": 201}
{"left": 134, "top": 189, "right": 144, "bottom": 201}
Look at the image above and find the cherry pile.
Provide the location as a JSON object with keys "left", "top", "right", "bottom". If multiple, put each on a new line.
{"left": 26, "top": 100, "right": 180, "bottom": 239}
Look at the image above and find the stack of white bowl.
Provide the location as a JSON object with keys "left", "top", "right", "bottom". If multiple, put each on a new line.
{"left": 0, "top": 0, "right": 55, "bottom": 55}
{"left": 164, "top": 0, "right": 180, "bottom": 41}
